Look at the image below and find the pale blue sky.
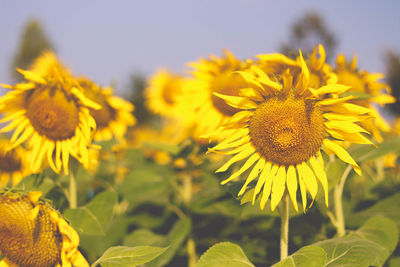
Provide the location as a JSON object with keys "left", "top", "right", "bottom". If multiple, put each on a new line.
{"left": 1, "top": 0, "right": 399, "bottom": 95}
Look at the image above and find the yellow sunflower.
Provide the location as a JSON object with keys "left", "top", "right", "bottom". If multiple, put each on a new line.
{"left": 77, "top": 77, "right": 136, "bottom": 142}
{"left": 335, "top": 54, "right": 396, "bottom": 142}
{"left": 209, "top": 51, "right": 372, "bottom": 212}
{"left": 0, "top": 138, "right": 32, "bottom": 187}
{"left": 0, "top": 51, "right": 100, "bottom": 174}
{"left": 188, "top": 49, "right": 251, "bottom": 140}
{"left": 256, "top": 44, "right": 337, "bottom": 89}
{"left": 0, "top": 191, "right": 88, "bottom": 267}
{"left": 145, "top": 68, "right": 198, "bottom": 120}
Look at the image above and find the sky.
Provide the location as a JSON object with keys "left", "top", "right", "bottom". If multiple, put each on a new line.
{"left": 1, "top": 0, "right": 400, "bottom": 96}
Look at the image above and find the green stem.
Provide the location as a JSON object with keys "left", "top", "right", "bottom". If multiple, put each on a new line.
{"left": 187, "top": 237, "right": 197, "bottom": 267}
{"left": 69, "top": 171, "right": 77, "bottom": 209}
{"left": 182, "top": 173, "right": 197, "bottom": 266}
{"left": 334, "top": 164, "right": 352, "bottom": 237}
{"left": 280, "top": 193, "right": 289, "bottom": 260}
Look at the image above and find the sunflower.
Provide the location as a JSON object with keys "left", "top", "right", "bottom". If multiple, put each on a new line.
{"left": 209, "top": 51, "right": 372, "bottom": 212}
{"left": 256, "top": 44, "right": 337, "bottom": 89}
{"left": 77, "top": 77, "right": 136, "bottom": 142}
{"left": 0, "top": 52, "right": 100, "bottom": 174}
{"left": 335, "top": 54, "right": 396, "bottom": 142}
{"left": 0, "top": 191, "right": 88, "bottom": 267}
{"left": 0, "top": 138, "right": 32, "bottom": 187}
{"left": 188, "top": 49, "right": 251, "bottom": 140}
{"left": 145, "top": 68, "right": 198, "bottom": 120}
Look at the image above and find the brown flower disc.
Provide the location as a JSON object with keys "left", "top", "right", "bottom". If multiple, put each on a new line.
{"left": 249, "top": 95, "right": 325, "bottom": 165}
{"left": 26, "top": 88, "right": 79, "bottom": 141}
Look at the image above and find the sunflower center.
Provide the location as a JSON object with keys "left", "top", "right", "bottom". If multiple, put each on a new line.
{"left": 26, "top": 88, "right": 79, "bottom": 141}
{"left": 0, "top": 150, "right": 22, "bottom": 172}
{"left": 248, "top": 95, "right": 325, "bottom": 165}
{"left": 0, "top": 196, "right": 62, "bottom": 267}
{"left": 211, "top": 73, "right": 243, "bottom": 116}
{"left": 91, "top": 104, "right": 116, "bottom": 129}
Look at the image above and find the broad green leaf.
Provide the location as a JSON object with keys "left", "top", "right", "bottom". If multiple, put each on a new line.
{"left": 347, "top": 193, "right": 400, "bottom": 229}
{"left": 123, "top": 229, "right": 165, "bottom": 247}
{"left": 313, "top": 217, "right": 398, "bottom": 267}
{"left": 147, "top": 217, "right": 191, "bottom": 267}
{"left": 17, "top": 174, "right": 55, "bottom": 195}
{"left": 197, "top": 242, "right": 255, "bottom": 267}
{"left": 272, "top": 246, "right": 326, "bottom": 267}
{"left": 389, "top": 257, "right": 400, "bottom": 267}
{"left": 117, "top": 163, "right": 172, "bottom": 208}
{"left": 352, "top": 137, "right": 400, "bottom": 162}
{"left": 64, "top": 190, "right": 118, "bottom": 235}
{"left": 91, "top": 246, "right": 168, "bottom": 267}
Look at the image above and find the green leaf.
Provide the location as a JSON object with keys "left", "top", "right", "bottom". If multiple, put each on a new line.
{"left": 352, "top": 138, "right": 400, "bottom": 162}
{"left": 271, "top": 246, "right": 326, "bottom": 267}
{"left": 341, "top": 91, "right": 374, "bottom": 100}
{"left": 117, "top": 163, "right": 172, "bottom": 208}
{"left": 313, "top": 217, "right": 398, "bottom": 267}
{"left": 197, "top": 242, "right": 255, "bottom": 267}
{"left": 123, "top": 229, "right": 165, "bottom": 247}
{"left": 147, "top": 217, "right": 192, "bottom": 267}
{"left": 347, "top": 193, "right": 400, "bottom": 229}
{"left": 64, "top": 191, "right": 118, "bottom": 235}
{"left": 91, "top": 246, "right": 168, "bottom": 267}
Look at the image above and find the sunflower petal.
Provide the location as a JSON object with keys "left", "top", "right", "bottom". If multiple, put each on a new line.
{"left": 323, "top": 139, "right": 361, "bottom": 175}
{"left": 221, "top": 153, "right": 260, "bottom": 185}
{"left": 271, "top": 166, "right": 286, "bottom": 211}
{"left": 286, "top": 165, "right": 298, "bottom": 212}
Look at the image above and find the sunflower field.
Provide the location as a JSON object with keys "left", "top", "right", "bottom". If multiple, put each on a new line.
{"left": 0, "top": 41, "right": 400, "bottom": 267}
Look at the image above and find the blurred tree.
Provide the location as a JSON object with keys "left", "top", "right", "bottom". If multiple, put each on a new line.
{"left": 385, "top": 50, "right": 400, "bottom": 115}
{"left": 11, "top": 18, "right": 54, "bottom": 81}
{"left": 280, "top": 11, "right": 337, "bottom": 61}
{"left": 127, "top": 72, "right": 153, "bottom": 125}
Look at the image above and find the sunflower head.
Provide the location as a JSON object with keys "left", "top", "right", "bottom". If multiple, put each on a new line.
{"left": 77, "top": 77, "right": 136, "bottom": 142}
{"left": 0, "top": 52, "right": 100, "bottom": 174}
{"left": 209, "top": 50, "right": 372, "bottom": 212}
{"left": 0, "top": 138, "right": 32, "bottom": 187}
{"left": 0, "top": 191, "right": 88, "bottom": 267}
{"left": 335, "top": 53, "right": 396, "bottom": 141}
{"left": 187, "top": 49, "right": 252, "bottom": 140}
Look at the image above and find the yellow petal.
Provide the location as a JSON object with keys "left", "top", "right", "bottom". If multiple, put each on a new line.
{"left": 323, "top": 139, "right": 361, "bottom": 175}
{"left": 310, "top": 44, "right": 326, "bottom": 71}
{"left": 309, "top": 156, "right": 329, "bottom": 207}
{"left": 71, "top": 87, "right": 102, "bottom": 110}
{"left": 221, "top": 153, "right": 260, "bottom": 185}
{"left": 17, "top": 68, "right": 47, "bottom": 84}
{"left": 216, "top": 144, "right": 256, "bottom": 172}
{"left": 286, "top": 165, "right": 299, "bottom": 212}
{"left": 325, "top": 120, "right": 369, "bottom": 134}
{"left": 213, "top": 92, "right": 258, "bottom": 110}
{"left": 297, "top": 165, "right": 308, "bottom": 212}
{"left": 271, "top": 166, "right": 286, "bottom": 211}
{"left": 316, "top": 84, "right": 350, "bottom": 96}
{"left": 295, "top": 50, "right": 310, "bottom": 95}
{"left": 238, "top": 158, "right": 266, "bottom": 196}
{"left": 298, "top": 162, "right": 318, "bottom": 203}
{"left": 260, "top": 164, "right": 278, "bottom": 210}
{"left": 252, "top": 161, "right": 271, "bottom": 204}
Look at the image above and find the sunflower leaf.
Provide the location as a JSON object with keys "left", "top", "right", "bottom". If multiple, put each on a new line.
{"left": 271, "top": 246, "right": 327, "bottom": 267}
{"left": 63, "top": 190, "right": 118, "bottom": 235}
{"left": 197, "top": 242, "right": 255, "bottom": 267}
{"left": 91, "top": 245, "right": 168, "bottom": 267}
{"left": 313, "top": 217, "right": 398, "bottom": 267}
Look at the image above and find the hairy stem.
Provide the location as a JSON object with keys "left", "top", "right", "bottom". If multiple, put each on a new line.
{"left": 334, "top": 164, "right": 352, "bottom": 237}
{"left": 280, "top": 193, "right": 290, "bottom": 260}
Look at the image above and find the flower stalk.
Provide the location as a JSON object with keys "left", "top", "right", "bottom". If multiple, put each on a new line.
{"left": 334, "top": 164, "right": 352, "bottom": 237}
{"left": 280, "top": 192, "right": 289, "bottom": 260}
